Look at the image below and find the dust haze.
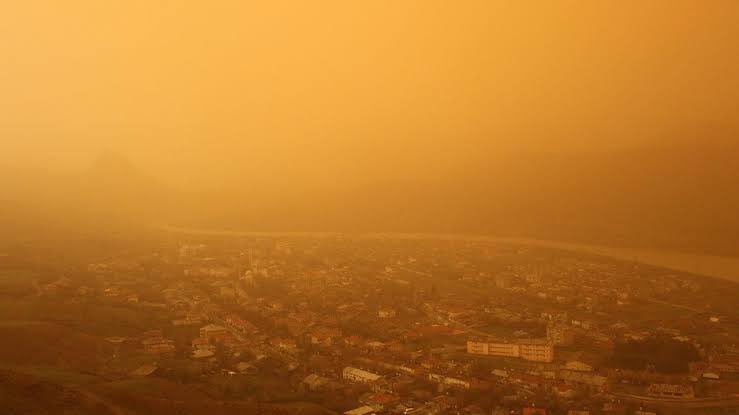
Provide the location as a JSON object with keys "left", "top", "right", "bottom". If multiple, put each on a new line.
{"left": 2, "top": 1, "right": 739, "bottom": 251}
{"left": 3, "top": 3, "right": 739, "bottom": 415}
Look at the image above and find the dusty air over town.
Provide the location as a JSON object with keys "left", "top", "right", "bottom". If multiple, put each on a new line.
{"left": 1, "top": 1, "right": 738, "bottom": 414}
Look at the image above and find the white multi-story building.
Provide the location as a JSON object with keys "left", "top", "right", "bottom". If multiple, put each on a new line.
{"left": 489, "top": 342, "right": 522, "bottom": 358}
{"left": 467, "top": 340, "right": 520, "bottom": 357}
{"left": 518, "top": 339, "right": 554, "bottom": 363}
{"left": 467, "top": 340, "right": 491, "bottom": 355}
{"left": 466, "top": 339, "right": 554, "bottom": 362}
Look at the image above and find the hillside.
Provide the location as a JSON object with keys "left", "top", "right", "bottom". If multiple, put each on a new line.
{"left": 0, "top": 369, "right": 120, "bottom": 415}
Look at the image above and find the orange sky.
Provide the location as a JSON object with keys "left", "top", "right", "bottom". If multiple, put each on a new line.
{"left": 1, "top": 1, "right": 738, "bottom": 189}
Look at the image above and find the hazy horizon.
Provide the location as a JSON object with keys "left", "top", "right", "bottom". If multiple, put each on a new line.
{"left": 2, "top": 1, "right": 739, "bottom": 256}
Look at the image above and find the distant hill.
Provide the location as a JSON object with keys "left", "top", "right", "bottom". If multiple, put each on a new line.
{"left": 1, "top": 136, "right": 738, "bottom": 256}
{"left": 0, "top": 152, "right": 175, "bottom": 240}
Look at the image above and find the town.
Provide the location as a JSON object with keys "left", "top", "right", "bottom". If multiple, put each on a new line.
{"left": 1, "top": 232, "right": 737, "bottom": 415}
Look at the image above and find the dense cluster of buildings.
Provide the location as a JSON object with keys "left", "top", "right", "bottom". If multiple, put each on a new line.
{"left": 41, "top": 234, "right": 739, "bottom": 415}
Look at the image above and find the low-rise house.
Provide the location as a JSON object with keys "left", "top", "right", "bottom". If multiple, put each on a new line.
{"left": 365, "top": 341, "right": 386, "bottom": 350}
{"left": 428, "top": 373, "right": 470, "bottom": 389}
{"left": 310, "top": 326, "right": 342, "bottom": 346}
{"left": 141, "top": 329, "right": 163, "bottom": 338}
{"left": 344, "top": 335, "right": 363, "bottom": 347}
{"left": 142, "top": 337, "right": 175, "bottom": 354}
{"left": 360, "top": 392, "right": 400, "bottom": 410}
{"left": 343, "top": 406, "right": 376, "bottom": 415}
{"left": 647, "top": 383, "right": 694, "bottom": 399}
{"left": 302, "top": 373, "right": 330, "bottom": 391}
{"left": 130, "top": 363, "right": 158, "bottom": 377}
{"left": 184, "top": 266, "right": 231, "bottom": 278}
{"left": 220, "top": 286, "right": 235, "bottom": 298}
{"left": 235, "top": 362, "right": 258, "bottom": 374}
{"left": 192, "top": 337, "right": 215, "bottom": 351}
{"left": 200, "top": 324, "right": 231, "bottom": 343}
{"left": 564, "top": 360, "right": 594, "bottom": 372}
{"left": 269, "top": 337, "right": 298, "bottom": 351}
{"left": 378, "top": 308, "right": 396, "bottom": 319}
{"left": 343, "top": 366, "right": 382, "bottom": 384}
{"left": 226, "top": 316, "right": 257, "bottom": 335}
{"left": 492, "top": 369, "right": 509, "bottom": 379}
{"left": 173, "top": 313, "right": 203, "bottom": 326}
{"left": 559, "top": 370, "right": 607, "bottom": 390}
{"left": 192, "top": 349, "right": 215, "bottom": 359}
{"left": 554, "top": 383, "right": 577, "bottom": 399}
